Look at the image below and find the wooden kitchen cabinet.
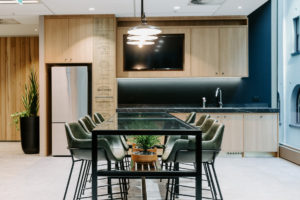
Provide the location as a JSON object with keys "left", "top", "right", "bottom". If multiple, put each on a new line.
{"left": 209, "top": 113, "right": 244, "bottom": 152}
{"left": 191, "top": 26, "right": 248, "bottom": 77}
{"left": 244, "top": 114, "right": 278, "bottom": 152}
{"left": 45, "top": 17, "right": 93, "bottom": 63}
{"left": 219, "top": 27, "right": 248, "bottom": 77}
{"left": 45, "top": 18, "right": 69, "bottom": 63}
{"left": 191, "top": 27, "right": 219, "bottom": 77}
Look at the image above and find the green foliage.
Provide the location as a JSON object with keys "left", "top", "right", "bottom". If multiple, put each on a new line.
{"left": 133, "top": 135, "right": 160, "bottom": 151}
{"left": 11, "top": 69, "right": 39, "bottom": 130}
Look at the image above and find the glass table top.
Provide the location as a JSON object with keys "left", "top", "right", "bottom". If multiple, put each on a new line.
{"left": 93, "top": 112, "right": 197, "bottom": 131}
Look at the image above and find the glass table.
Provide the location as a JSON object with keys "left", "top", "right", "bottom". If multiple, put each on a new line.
{"left": 91, "top": 112, "right": 202, "bottom": 199}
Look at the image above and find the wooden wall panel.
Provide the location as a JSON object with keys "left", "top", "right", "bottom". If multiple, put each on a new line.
{"left": 0, "top": 37, "right": 39, "bottom": 141}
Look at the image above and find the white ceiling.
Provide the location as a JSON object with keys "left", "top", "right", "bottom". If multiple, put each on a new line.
{"left": 0, "top": 0, "right": 269, "bottom": 36}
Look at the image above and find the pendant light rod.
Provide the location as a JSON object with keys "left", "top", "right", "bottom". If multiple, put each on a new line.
{"left": 141, "top": 0, "right": 147, "bottom": 24}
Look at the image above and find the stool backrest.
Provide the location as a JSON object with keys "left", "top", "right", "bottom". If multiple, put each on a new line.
{"left": 65, "top": 122, "right": 91, "bottom": 148}
{"left": 94, "top": 112, "right": 105, "bottom": 124}
{"left": 79, "top": 115, "right": 96, "bottom": 133}
{"left": 202, "top": 123, "right": 225, "bottom": 150}
{"left": 185, "top": 112, "right": 196, "bottom": 124}
{"left": 195, "top": 114, "right": 210, "bottom": 126}
{"left": 200, "top": 118, "right": 216, "bottom": 133}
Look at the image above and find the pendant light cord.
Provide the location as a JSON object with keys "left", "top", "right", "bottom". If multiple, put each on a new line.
{"left": 141, "top": 0, "right": 147, "bottom": 24}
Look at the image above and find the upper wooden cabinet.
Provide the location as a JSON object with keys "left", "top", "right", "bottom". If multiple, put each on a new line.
{"left": 44, "top": 17, "right": 93, "bottom": 63}
{"left": 219, "top": 27, "right": 248, "bottom": 77}
{"left": 45, "top": 18, "right": 69, "bottom": 63}
{"left": 191, "top": 27, "right": 219, "bottom": 77}
{"left": 191, "top": 26, "right": 248, "bottom": 77}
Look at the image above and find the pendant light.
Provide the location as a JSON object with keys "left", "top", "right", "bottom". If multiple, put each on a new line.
{"left": 127, "top": 0, "right": 161, "bottom": 47}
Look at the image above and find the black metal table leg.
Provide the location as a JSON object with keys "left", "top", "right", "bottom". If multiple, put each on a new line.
{"left": 196, "top": 134, "right": 202, "bottom": 200}
{"left": 174, "top": 162, "right": 179, "bottom": 196}
{"left": 92, "top": 132, "right": 98, "bottom": 200}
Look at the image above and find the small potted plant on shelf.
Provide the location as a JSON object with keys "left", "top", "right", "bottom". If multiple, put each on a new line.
{"left": 131, "top": 135, "right": 160, "bottom": 163}
{"left": 11, "top": 69, "right": 39, "bottom": 154}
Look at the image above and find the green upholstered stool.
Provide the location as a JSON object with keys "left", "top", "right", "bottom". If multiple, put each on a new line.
{"left": 64, "top": 122, "right": 127, "bottom": 200}
{"left": 163, "top": 123, "right": 224, "bottom": 200}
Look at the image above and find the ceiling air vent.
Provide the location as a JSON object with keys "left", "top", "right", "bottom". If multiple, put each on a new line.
{"left": 190, "top": 0, "right": 224, "bottom": 5}
{"left": 0, "top": 18, "right": 20, "bottom": 24}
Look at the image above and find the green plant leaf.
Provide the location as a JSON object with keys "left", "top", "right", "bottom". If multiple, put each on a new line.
{"left": 11, "top": 68, "right": 39, "bottom": 130}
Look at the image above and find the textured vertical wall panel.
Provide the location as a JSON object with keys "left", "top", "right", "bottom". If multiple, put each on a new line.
{"left": 0, "top": 37, "right": 39, "bottom": 141}
{"left": 93, "top": 17, "right": 117, "bottom": 119}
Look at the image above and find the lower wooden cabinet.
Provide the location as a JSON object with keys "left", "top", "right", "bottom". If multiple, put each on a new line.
{"left": 244, "top": 114, "right": 278, "bottom": 152}
{"left": 209, "top": 114, "right": 244, "bottom": 153}
{"left": 170, "top": 112, "right": 278, "bottom": 154}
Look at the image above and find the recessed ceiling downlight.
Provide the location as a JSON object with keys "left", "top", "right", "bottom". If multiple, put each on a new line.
{"left": 190, "top": 0, "right": 224, "bottom": 5}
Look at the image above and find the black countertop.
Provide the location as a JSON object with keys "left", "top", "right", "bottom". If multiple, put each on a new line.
{"left": 117, "top": 104, "right": 279, "bottom": 113}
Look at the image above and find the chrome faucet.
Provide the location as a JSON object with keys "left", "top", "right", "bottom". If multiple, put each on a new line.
{"left": 202, "top": 97, "right": 206, "bottom": 108}
{"left": 215, "top": 88, "right": 223, "bottom": 108}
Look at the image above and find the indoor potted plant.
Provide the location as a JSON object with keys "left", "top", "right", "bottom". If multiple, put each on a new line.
{"left": 11, "top": 69, "right": 39, "bottom": 154}
{"left": 131, "top": 135, "right": 160, "bottom": 163}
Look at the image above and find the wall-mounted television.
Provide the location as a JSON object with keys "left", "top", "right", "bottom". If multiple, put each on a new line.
{"left": 123, "top": 34, "right": 184, "bottom": 71}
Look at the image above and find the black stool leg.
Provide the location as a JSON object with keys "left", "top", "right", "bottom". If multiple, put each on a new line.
{"left": 203, "top": 162, "right": 215, "bottom": 199}
{"left": 211, "top": 162, "right": 223, "bottom": 200}
{"left": 205, "top": 162, "right": 217, "bottom": 200}
{"left": 63, "top": 158, "right": 75, "bottom": 200}
{"left": 76, "top": 160, "right": 88, "bottom": 200}
{"left": 107, "top": 160, "right": 112, "bottom": 198}
{"left": 81, "top": 161, "right": 91, "bottom": 195}
{"left": 73, "top": 160, "right": 84, "bottom": 200}
{"left": 121, "top": 161, "right": 128, "bottom": 200}
{"left": 174, "top": 162, "right": 179, "bottom": 197}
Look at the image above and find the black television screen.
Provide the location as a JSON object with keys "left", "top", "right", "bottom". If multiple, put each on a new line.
{"left": 123, "top": 34, "right": 184, "bottom": 71}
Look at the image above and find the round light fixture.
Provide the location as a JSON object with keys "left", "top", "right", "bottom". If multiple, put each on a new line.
{"left": 128, "top": 24, "right": 161, "bottom": 36}
{"left": 127, "top": 35, "right": 158, "bottom": 41}
{"left": 127, "top": 41, "right": 155, "bottom": 45}
{"left": 127, "top": 0, "right": 161, "bottom": 47}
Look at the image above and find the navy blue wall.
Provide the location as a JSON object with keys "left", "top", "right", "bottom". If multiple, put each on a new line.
{"left": 118, "top": 1, "right": 271, "bottom": 106}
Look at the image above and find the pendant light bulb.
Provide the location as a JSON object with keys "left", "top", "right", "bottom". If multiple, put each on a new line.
{"left": 127, "top": 0, "right": 161, "bottom": 46}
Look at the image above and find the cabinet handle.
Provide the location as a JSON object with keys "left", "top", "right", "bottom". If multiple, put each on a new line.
{"left": 222, "top": 72, "right": 224, "bottom": 75}
{"left": 260, "top": 116, "right": 263, "bottom": 118}
{"left": 216, "top": 72, "right": 218, "bottom": 75}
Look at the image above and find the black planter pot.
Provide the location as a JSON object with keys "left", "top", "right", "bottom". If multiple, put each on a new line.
{"left": 20, "top": 116, "right": 39, "bottom": 154}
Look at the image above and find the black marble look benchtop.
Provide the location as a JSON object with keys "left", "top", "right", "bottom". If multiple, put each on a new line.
{"left": 117, "top": 104, "right": 279, "bottom": 113}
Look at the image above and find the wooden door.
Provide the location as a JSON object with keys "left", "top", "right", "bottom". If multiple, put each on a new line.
{"left": 219, "top": 27, "right": 248, "bottom": 77}
{"left": 191, "top": 27, "right": 220, "bottom": 77}
{"left": 244, "top": 114, "right": 278, "bottom": 152}
{"left": 45, "top": 18, "right": 69, "bottom": 63}
{"left": 68, "top": 17, "right": 93, "bottom": 63}
{"left": 221, "top": 114, "right": 244, "bottom": 152}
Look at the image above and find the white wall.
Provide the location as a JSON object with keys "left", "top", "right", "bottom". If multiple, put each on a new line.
{"left": 278, "top": 0, "right": 300, "bottom": 149}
